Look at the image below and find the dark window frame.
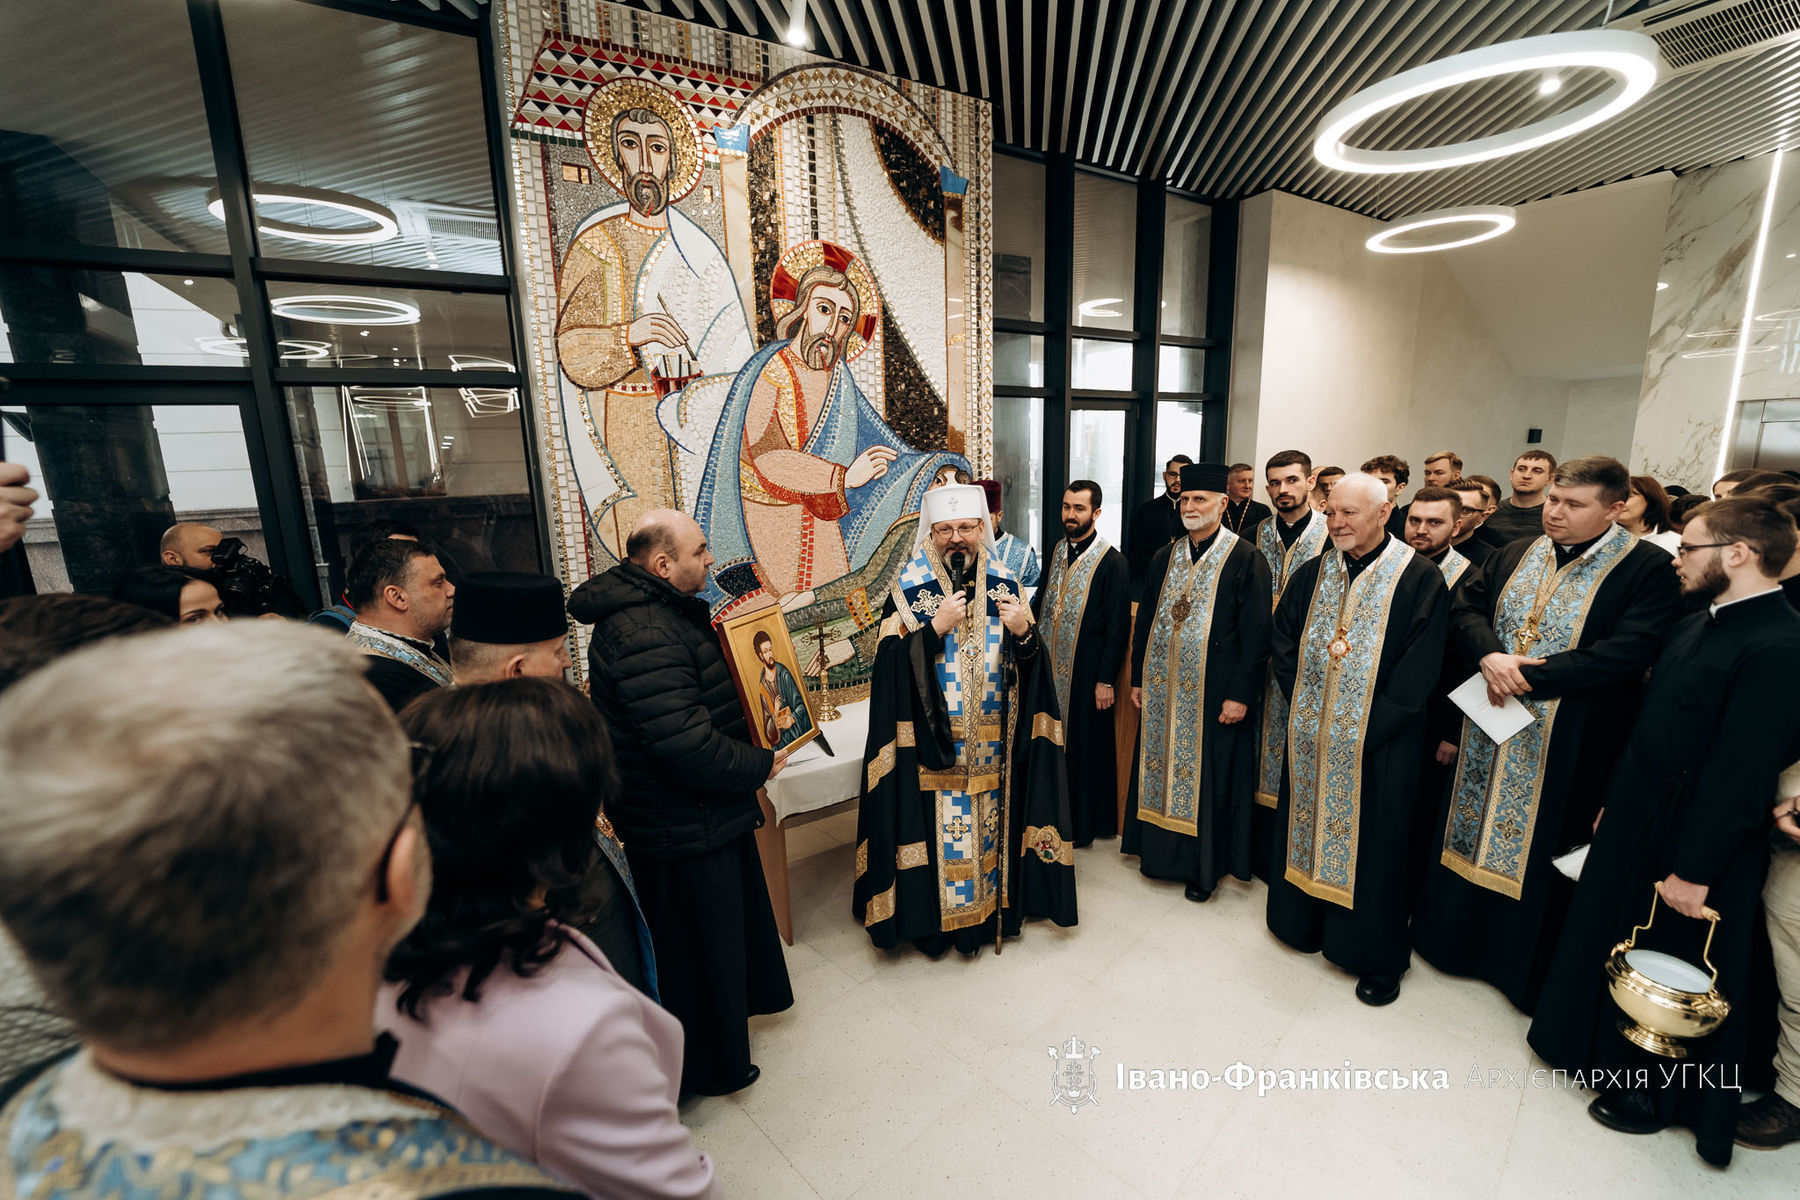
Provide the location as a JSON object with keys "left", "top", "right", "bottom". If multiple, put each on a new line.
{"left": 0, "top": 0, "right": 543, "bottom": 607}
{"left": 992, "top": 149, "right": 1236, "bottom": 552}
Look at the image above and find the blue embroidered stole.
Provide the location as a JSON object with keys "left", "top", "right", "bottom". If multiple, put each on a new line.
{"left": 1137, "top": 530, "right": 1238, "bottom": 837}
{"left": 1, "top": 1053, "right": 571, "bottom": 1200}
{"left": 1038, "top": 534, "right": 1112, "bottom": 721}
{"left": 1441, "top": 525, "right": 1635, "bottom": 897}
{"left": 884, "top": 545, "right": 1025, "bottom": 932}
{"left": 1439, "top": 546, "right": 1472, "bottom": 588}
{"left": 1255, "top": 515, "right": 1329, "bottom": 807}
{"left": 994, "top": 532, "right": 1038, "bottom": 586}
{"left": 346, "top": 622, "right": 453, "bottom": 689}
{"left": 1284, "top": 539, "right": 1415, "bottom": 909}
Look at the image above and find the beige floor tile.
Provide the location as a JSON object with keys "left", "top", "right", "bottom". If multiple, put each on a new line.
{"left": 682, "top": 1094, "right": 822, "bottom": 1200}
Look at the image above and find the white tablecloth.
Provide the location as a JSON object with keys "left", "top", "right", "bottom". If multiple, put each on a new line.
{"left": 764, "top": 698, "right": 871, "bottom": 824}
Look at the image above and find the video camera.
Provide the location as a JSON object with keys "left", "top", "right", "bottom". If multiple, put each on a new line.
{"left": 209, "top": 536, "right": 306, "bottom": 619}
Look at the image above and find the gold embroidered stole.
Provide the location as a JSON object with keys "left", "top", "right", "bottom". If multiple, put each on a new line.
{"left": 1441, "top": 526, "right": 1635, "bottom": 897}
{"left": 1137, "top": 530, "right": 1238, "bottom": 837}
{"left": 1039, "top": 533, "right": 1111, "bottom": 720}
{"left": 1439, "top": 546, "right": 1472, "bottom": 588}
{"left": 1283, "top": 540, "right": 1414, "bottom": 908}
{"left": 1255, "top": 514, "right": 1329, "bottom": 807}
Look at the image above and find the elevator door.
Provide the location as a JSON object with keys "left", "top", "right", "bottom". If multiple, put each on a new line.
{"left": 1731, "top": 399, "right": 1800, "bottom": 473}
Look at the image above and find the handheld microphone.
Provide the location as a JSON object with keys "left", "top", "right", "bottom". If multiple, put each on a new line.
{"left": 947, "top": 550, "right": 973, "bottom": 602}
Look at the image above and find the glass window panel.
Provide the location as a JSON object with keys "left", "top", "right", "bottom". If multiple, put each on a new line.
{"left": 0, "top": 0, "right": 227, "bottom": 254}
{"left": 1157, "top": 345, "right": 1206, "bottom": 395}
{"left": 1071, "top": 337, "right": 1132, "bottom": 391}
{"left": 991, "top": 394, "right": 1044, "bottom": 556}
{"left": 1154, "top": 400, "right": 1206, "bottom": 501}
{"left": 285, "top": 384, "right": 539, "bottom": 602}
{"left": 1068, "top": 407, "right": 1127, "bottom": 547}
{"left": 1, "top": 403, "right": 261, "bottom": 594}
{"left": 1072, "top": 173, "right": 1135, "bottom": 331}
{"left": 264, "top": 282, "right": 514, "bottom": 371}
{"left": 1161, "top": 197, "right": 1212, "bottom": 338}
{"left": 993, "top": 156, "right": 1046, "bottom": 322}
{"left": 223, "top": 1, "right": 502, "bottom": 274}
{"left": 994, "top": 332, "right": 1045, "bottom": 389}
{"left": 0, "top": 271, "right": 251, "bottom": 367}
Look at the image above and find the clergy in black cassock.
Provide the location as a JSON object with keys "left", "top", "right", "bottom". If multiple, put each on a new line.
{"left": 1127, "top": 456, "right": 1190, "bottom": 590}
{"left": 1250, "top": 452, "right": 1331, "bottom": 884}
{"left": 1265, "top": 472, "right": 1448, "bottom": 1005}
{"left": 1032, "top": 481, "right": 1131, "bottom": 845}
{"left": 1414, "top": 458, "right": 1681, "bottom": 1014}
{"left": 853, "top": 484, "right": 1078, "bottom": 957}
{"left": 1124, "top": 461, "right": 1271, "bottom": 900}
{"left": 1528, "top": 497, "right": 1800, "bottom": 1168}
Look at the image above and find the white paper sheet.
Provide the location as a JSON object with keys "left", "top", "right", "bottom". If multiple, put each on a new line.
{"left": 1553, "top": 843, "right": 1589, "bottom": 881}
{"left": 1449, "top": 673, "right": 1537, "bottom": 745}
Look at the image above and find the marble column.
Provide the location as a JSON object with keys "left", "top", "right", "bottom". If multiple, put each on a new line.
{"left": 1632, "top": 151, "right": 1797, "bottom": 490}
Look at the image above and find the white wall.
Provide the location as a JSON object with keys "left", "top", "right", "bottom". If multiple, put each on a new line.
{"left": 1230, "top": 191, "right": 1572, "bottom": 483}
{"left": 1563, "top": 377, "right": 1642, "bottom": 465}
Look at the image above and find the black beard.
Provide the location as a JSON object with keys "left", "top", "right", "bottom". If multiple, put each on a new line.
{"left": 626, "top": 173, "right": 667, "bottom": 215}
{"left": 797, "top": 329, "right": 842, "bottom": 370}
{"left": 1273, "top": 494, "right": 1302, "bottom": 511}
{"left": 1681, "top": 557, "right": 1730, "bottom": 601}
{"left": 1064, "top": 518, "right": 1093, "bottom": 539}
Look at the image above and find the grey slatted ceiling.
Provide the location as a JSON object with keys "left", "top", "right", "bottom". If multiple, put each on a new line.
{"left": 610, "top": 0, "right": 1800, "bottom": 218}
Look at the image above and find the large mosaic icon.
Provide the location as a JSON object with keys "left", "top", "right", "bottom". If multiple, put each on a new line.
{"left": 514, "top": 5, "right": 989, "bottom": 689}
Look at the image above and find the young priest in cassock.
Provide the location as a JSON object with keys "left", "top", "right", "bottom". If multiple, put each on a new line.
{"left": 1528, "top": 496, "right": 1800, "bottom": 1168}
{"left": 1265, "top": 472, "right": 1449, "bottom": 1006}
{"left": 1251, "top": 450, "right": 1330, "bottom": 881}
{"left": 1032, "top": 480, "right": 1131, "bottom": 845}
{"left": 852, "top": 483, "right": 1078, "bottom": 956}
{"left": 1413, "top": 457, "right": 1681, "bottom": 1014}
{"left": 1124, "top": 462, "right": 1272, "bottom": 901}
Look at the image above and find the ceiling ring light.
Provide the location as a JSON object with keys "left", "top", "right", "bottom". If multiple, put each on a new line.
{"left": 1366, "top": 205, "right": 1516, "bottom": 254}
{"left": 205, "top": 185, "right": 399, "bottom": 245}
{"left": 1314, "top": 30, "right": 1661, "bottom": 175}
{"left": 271, "top": 295, "right": 421, "bottom": 326}
{"left": 195, "top": 336, "right": 336, "bottom": 360}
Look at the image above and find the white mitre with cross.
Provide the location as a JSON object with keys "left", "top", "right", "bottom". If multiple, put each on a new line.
{"left": 915, "top": 483, "right": 997, "bottom": 551}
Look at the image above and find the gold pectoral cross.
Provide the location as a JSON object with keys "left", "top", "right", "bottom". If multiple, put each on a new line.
{"left": 1514, "top": 620, "right": 1540, "bottom": 656}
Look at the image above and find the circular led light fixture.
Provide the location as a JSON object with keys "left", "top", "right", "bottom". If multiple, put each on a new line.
{"left": 1314, "top": 30, "right": 1661, "bottom": 175}
{"left": 206, "top": 185, "right": 399, "bottom": 245}
{"left": 271, "top": 294, "right": 420, "bottom": 326}
{"left": 1366, "top": 205, "right": 1516, "bottom": 254}
{"left": 195, "top": 336, "right": 339, "bottom": 360}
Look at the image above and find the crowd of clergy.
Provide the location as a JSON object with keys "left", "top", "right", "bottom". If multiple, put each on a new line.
{"left": 854, "top": 449, "right": 1800, "bottom": 1170}
{"left": 1, "top": 440, "right": 1799, "bottom": 1198}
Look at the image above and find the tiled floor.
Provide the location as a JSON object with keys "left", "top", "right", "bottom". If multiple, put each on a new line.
{"left": 684, "top": 812, "right": 1794, "bottom": 1198}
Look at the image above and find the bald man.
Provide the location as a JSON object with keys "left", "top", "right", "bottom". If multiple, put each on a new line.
{"left": 159, "top": 523, "right": 224, "bottom": 570}
{"left": 568, "top": 509, "right": 793, "bottom": 1096}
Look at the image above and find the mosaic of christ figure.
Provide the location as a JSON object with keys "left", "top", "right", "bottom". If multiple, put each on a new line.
{"left": 693, "top": 241, "right": 966, "bottom": 612}
{"left": 554, "top": 77, "right": 753, "bottom": 557}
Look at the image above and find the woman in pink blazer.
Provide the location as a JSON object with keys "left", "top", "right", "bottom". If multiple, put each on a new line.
{"left": 380, "top": 679, "right": 719, "bottom": 1200}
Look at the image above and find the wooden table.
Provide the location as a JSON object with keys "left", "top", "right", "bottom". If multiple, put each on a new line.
{"left": 754, "top": 699, "right": 870, "bottom": 945}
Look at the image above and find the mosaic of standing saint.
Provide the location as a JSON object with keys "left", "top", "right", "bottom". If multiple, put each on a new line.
{"left": 555, "top": 77, "right": 754, "bottom": 558}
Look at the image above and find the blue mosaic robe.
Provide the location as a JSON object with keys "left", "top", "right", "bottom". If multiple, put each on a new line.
{"left": 1265, "top": 537, "right": 1448, "bottom": 977}
{"left": 852, "top": 543, "right": 1078, "bottom": 954}
{"left": 692, "top": 339, "right": 967, "bottom": 611}
{"left": 0, "top": 1053, "right": 573, "bottom": 1200}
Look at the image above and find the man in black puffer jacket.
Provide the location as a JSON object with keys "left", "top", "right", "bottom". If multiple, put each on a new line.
{"left": 568, "top": 508, "right": 794, "bottom": 1097}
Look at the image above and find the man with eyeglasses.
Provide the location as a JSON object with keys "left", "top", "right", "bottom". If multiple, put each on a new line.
{"left": 854, "top": 483, "right": 1077, "bottom": 956}
{"left": 1415, "top": 456, "right": 1680, "bottom": 1016}
{"left": 1530, "top": 495, "right": 1800, "bottom": 1168}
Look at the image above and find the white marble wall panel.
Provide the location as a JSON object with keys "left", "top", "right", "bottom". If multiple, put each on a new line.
{"left": 1632, "top": 154, "right": 1777, "bottom": 489}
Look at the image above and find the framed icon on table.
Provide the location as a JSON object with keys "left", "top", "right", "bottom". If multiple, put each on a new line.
{"left": 716, "top": 600, "right": 820, "bottom": 754}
